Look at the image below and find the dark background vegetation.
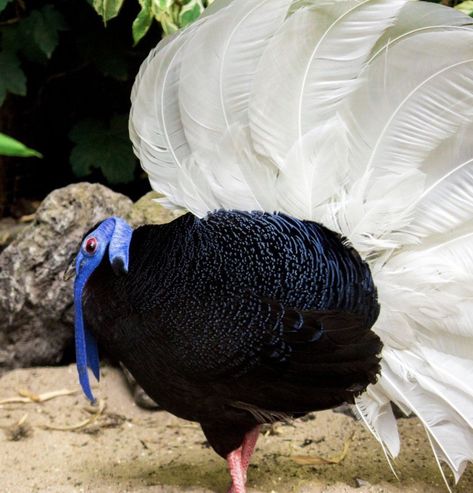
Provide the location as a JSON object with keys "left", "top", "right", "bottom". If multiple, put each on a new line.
{"left": 0, "top": 0, "right": 164, "bottom": 217}
{"left": 0, "top": 0, "right": 469, "bottom": 218}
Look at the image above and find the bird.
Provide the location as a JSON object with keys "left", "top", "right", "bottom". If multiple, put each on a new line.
{"left": 73, "top": 1, "right": 473, "bottom": 492}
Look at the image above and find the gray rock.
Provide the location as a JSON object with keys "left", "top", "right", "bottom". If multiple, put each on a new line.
{"left": 128, "top": 191, "right": 184, "bottom": 227}
{"left": 0, "top": 218, "right": 29, "bottom": 252}
{"left": 0, "top": 181, "right": 185, "bottom": 412}
{"left": 0, "top": 183, "right": 133, "bottom": 372}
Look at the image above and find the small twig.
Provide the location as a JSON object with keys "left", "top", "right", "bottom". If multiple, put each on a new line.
{"left": 0, "top": 388, "right": 79, "bottom": 406}
{"left": 291, "top": 432, "right": 354, "bottom": 466}
{"left": 165, "top": 423, "right": 199, "bottom": 429}
{"left": 0, "top": 17, "right": 21, "bottom": 26}
{"left": 18, "top": 213, "right": 35, "bottom": 223}
{"left": 45, "top": 63, "right": 90, "bottom": 84}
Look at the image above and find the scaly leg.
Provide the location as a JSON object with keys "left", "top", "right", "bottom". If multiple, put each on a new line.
{"left": 241, "top": 425, "right": 261, "bottom": 476}
{"left": 227, "top": 447, "right": 246, "bottom": 493}
{"left": 227, "top": 426, "right": 261, "bottom": 493}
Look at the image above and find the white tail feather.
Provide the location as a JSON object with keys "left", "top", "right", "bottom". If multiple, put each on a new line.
{"left": 179, "top": 0, "right": 292, "bottom": 152}
{"left": 355, "top": 400, "right": 400, "bottom": 480}
{"left": 249, "top": 0, "right": 407, "bottom": 168}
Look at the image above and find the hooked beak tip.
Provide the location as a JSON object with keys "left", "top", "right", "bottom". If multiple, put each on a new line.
{"left": 64, "top": 254, "right": 79, "bottom": 281}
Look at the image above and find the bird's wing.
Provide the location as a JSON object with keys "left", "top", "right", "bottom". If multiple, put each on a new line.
{"left": 226, "top": 297, "right": 382, "bottom": 416}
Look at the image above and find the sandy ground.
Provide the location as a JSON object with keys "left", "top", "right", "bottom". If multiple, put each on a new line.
{"left": 0, "top": 365, "right": 471, "bottom": 493}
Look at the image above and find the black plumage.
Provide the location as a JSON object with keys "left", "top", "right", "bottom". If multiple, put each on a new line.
{"left": 82, "top": 210, "right": 381, "bottom": 458}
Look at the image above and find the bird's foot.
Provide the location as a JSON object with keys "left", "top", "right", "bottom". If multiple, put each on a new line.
{"left": 227, "top": 425, "right": 261, "bottom": 493}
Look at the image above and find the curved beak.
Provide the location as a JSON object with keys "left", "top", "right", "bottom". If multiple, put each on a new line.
{"left": 74, "top": 252, "right": 100, "bottom": 403}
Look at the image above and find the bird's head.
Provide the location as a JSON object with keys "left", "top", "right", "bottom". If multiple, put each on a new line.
{"left": 74, "top": 216, "right": 133, "bottom": 403}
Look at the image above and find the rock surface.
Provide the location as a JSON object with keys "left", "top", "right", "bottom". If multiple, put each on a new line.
{"left": 0, "top": 218, "right": 29, "bottom": 252}
{"left": 128, "top": 191, "right": 184, "bottom": 227}
{"left": 0, "top": 183, "right": 133, "bottom": 372}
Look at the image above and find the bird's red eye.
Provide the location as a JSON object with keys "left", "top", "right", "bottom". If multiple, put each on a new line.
{"left": 84, "top": 237, "right": 98, "bottom": 254}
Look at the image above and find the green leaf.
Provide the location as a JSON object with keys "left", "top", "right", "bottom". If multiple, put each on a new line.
{"left": 455, "top": 1, "right": 473, "bottom": 16}
{"left": 0, "top": 0, "right": 13, "bottom": 14}
{"left": 156, "top": 0, "right": 173, "bottom": 10}
{"left": 0, "top": 51, "right": 27, "bottom": 105}
{"left": 20, "top": 6, "right": 68, "bottom": 59}
{"left": 133, "top": 0, "right": 154, "bottom": 45}
{"left": 69, "top": 116, "right": 137, "bottom": 184}
{"left": 152, "top": 8, "right": 179, "bottom": 35}
{"left": 150, "top": 0, "right": 176, "bottom": 34}
{"left": 92, "top": 0, "right": 126, "bottom": 23}
{"left": 0, "top": 133, "right": 42, "bottom": 158}
{"left": 179, "top": 0, "right": 205, "bottom": 27}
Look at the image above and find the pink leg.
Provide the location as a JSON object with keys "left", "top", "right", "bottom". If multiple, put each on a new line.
{"left": 228, "top": 426, "right": 261, "bottom": 493}
{"left": 241, "top": 425, "right": 261, "bottom": 474}
{"left": 227, "top": 447, "right": 246, "bottom": 493}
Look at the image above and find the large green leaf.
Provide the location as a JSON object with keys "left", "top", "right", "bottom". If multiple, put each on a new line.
{"left": 0, "top": 0, "right": 13, "bottom": 14}
{"left": 0, "top": 133, "right": 42, "bottom": 158}
{"left": 0, "top": 51, "right": 27, "bottom": 105}
{"left": 19, "top": 6, "right": 68, "bottom": 59}
{"left": 92, "top": 0, "right": 126, "bottom": 23}
{"left": 69, "top": 116, "right": 137, "bottom": 184}
{"left": 1, "top": 6, "right": 66, "bottom": 65}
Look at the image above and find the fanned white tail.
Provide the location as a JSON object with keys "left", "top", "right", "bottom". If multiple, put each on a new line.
{"left": 129, "top": 0, "right": 473, "bottom": 482}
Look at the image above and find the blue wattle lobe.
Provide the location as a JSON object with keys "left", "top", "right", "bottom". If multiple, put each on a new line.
{"left": 85, "top": 326, "right": 100, "bottom": 381}
{"left": 74, "top": 266, "right": 99, "bottom": 402}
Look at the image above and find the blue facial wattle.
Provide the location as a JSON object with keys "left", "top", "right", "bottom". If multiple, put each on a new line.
{"left": 73, "top": 217, "right": 133, "bottom": 402}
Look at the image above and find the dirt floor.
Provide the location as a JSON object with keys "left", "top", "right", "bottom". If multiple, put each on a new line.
{"left": 0, "top": 365, "right": 472, "bottom": 493}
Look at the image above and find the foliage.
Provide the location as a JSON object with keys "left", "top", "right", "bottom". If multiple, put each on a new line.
{"left": 69, "top": 116, "right": 135, "bottom": 184}
{"left": 0, "top": 132, "right": 41, "bottom": 157}
{"left": 92, "top": 0, "right": 213, "bottom": 43}
{"left": 0, "top": 0, "right": 13, "bottom": 13}
{"left": 0, "top": 0, "right": 212, "bottom": 193}
{"left": 0, "top": 50, "right": 26, "bottom": 104}
{"left": 92, "top": 0, "right": 126, "bottom": 22}
{"left": 0, "top": 0, "right": 161, "bottom": 202}
{"left": 456, "top": 0, "right": 473, "bottom": 15}
{"left": 0, "top": 5, "right": 68, "bottom": 105}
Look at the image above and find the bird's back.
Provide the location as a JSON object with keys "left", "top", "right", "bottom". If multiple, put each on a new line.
{"left": 84, "top": 211, "right": 381, "bottom": 431}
